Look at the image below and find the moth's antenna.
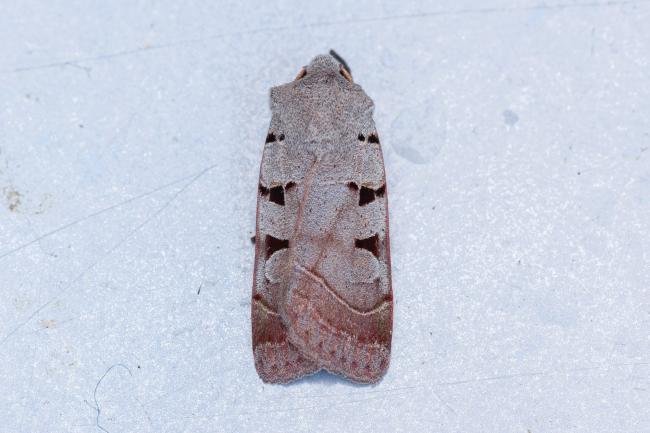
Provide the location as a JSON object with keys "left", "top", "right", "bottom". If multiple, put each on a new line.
{"left": 329, "top": 49, "right": 351, "bottom": 75}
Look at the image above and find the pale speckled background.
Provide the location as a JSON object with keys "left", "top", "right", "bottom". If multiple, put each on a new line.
{"left": 1, "top": 1, "right": 649, "bottom": 432}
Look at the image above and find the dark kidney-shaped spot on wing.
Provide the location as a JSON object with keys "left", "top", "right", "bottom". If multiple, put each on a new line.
{"left": 368, "top": 133, "right": 380, "bottom": 144}
{"left": 358, "top": 184, "right": 385, "bottom": 205}
{"left": 269, "top": 186, "right": 285, "bottom": 205}
{"left": 347, "top": 182, "right": 359, "bottom": 191}
{"left": 285, "top": 181, "right": 296, "bottom": 190}
{"left": 358, "top": 133, "right": 365, "bottom": 142}
{"left": 359, "top": 186, "right": 375, "bottom": 206}
{"left": 265, "top": 235, "right": 289, "bottom": 258}
{"left": 355, "top": 234, "right": 379, "bottom": 258}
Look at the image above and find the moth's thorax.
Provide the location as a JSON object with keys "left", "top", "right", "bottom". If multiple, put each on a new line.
{"left": 270, "top": 59, "right": 374, "bottom": 145}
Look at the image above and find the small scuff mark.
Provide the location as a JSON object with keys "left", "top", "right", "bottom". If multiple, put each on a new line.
{"left": 25, "top": 93, "right": 41, "bottom": 102}
{"left": 503, "top": 109, "right": 519, "bottom": 126}
{"left": 34, "top": 193, "right": 53, "bottom": 214}
{"left": 41, "top": 319, "right": 56, "bottom": 329}
{"left": 12, "top": 296, "right": 32, "bottom": 312}
{"left": 390, "top": 98, "right": 447, "bottom": 164}
{"left": 4, "top": 186, "right": 22, "bottom": 212}
{"left": 2, "top": 186, "right": 52, "bottom": 215}
{"left": 590, "top": 27, "right": 596, "bottom": 56}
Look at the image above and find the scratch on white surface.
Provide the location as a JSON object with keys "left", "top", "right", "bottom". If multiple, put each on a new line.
{"left": 0, "top": 165, "right": 214, "bottom": 260}
{"left": 88, "top": 363, "right": 133, "bottom": 433}
{"left": 0, "top": 163, "right": 217, "bottom": 346}
{"left": 3, "top": 0, "right": 649, "bottom": 74}
{"left": 231, "top": 361, "right": 649, "bottom": 416}
{"left": 432, "top": 389, "right": 457, "bottom": 415}
{"left": 64, "top": 61, "right": 92, "bottom": 78}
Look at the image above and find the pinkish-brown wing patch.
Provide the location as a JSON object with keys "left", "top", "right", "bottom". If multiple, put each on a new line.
{"left": 251, "top": 295, "right": 318, "bottom": 383}
{"left": 252, "top": 129, "right": 320, "bottom": 383}
{"left": 283, "top": 132, "right": 393, "bottom": 384}
{"left": 284, "top": 266, "right": 392, "bottom": 383}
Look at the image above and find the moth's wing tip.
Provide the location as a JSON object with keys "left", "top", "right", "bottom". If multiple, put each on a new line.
{"left": 256, "top": 364, "right": 322, "bottom": 384}
{"left": 327, "top": 345, "right": 391, "bottom": 384}
{"left": 282, "top": 266, "right": 393, "bottom": 379}
{"left": 253, "top": 347, "right": 320, "bottom": 384}
{"left": 252, "top": 308, "right": 319, "bottom": 383}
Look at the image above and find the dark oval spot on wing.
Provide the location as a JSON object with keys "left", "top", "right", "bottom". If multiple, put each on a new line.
{"left": 285, "top": 181, "right": 296, "bottom": 190}
{"left": 359, "top": 186, "right": 375, "bottom": 206}
{"left": 355, "top": 234, "right": 379, "bottom": 258}
{"left": 259, "top": 184, "right": 269, "bottom": 196}
{"left": 265, "top": 235, "right": 289, "bottom": 258}
{"left": 358, "top": 133, "right": 365, "bottom": 141}
{"left": 347, "top": 182, "right": 359, "bottom": 191}
{"left": 269, "top": 186, "right": 285, "bottom": 205}
{"left": 278, "top": 133, "right": 285, "bottom": 141}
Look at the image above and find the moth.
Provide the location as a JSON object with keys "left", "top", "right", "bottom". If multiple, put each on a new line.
{"left": 251, "top": 51, "right": 392, "bottom": 384}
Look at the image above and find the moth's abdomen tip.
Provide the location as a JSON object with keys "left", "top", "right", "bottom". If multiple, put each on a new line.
{"left": 253, "top": 343, "right": 319, "bottom": 383}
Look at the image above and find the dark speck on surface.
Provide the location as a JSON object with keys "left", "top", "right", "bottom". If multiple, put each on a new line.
{"left": 503, "top": 109, "right": 519, "bottom": 126}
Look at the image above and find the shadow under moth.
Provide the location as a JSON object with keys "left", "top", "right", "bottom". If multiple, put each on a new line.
{"left": 251, "top": 51, "right": 392, "bottom": 384}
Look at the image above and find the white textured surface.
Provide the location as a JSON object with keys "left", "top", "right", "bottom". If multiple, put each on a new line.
{"left": 1, "top": 1, "right": 649, "bottom": 432}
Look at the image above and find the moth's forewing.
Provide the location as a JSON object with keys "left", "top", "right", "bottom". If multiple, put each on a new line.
{"left": 251, "top": 134, "right": 319, "bottom": 383}
{"left": 252, "top": 54, "right": 392, "bottom": 384}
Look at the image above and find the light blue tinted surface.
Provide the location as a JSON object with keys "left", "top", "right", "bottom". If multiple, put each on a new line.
{"left": 1, "top": 1, "right": 649, "bottom": 432}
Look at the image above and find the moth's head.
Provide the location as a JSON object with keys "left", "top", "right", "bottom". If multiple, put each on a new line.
{"left": 294, "top": 51, "right": 354, "bottom": 83}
